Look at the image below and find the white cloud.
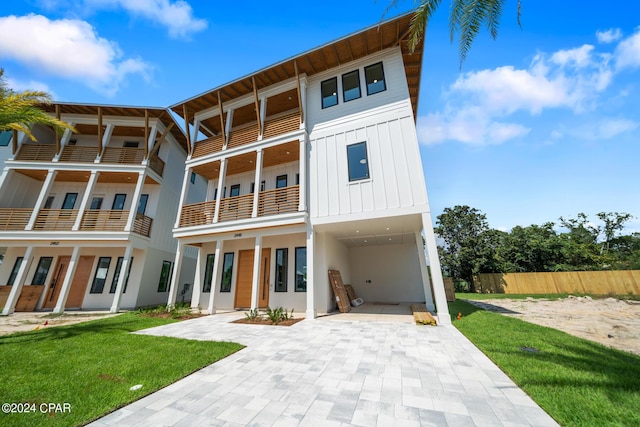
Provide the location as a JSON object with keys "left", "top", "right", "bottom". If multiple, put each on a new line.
{"left": 551, "top": 45, "right": 595, "bottom": 68}
{"left": 595, "top": 118, "right": 639, "bottom": 139}
{"left": 596, "top": 28, "right": 622, "bottom": 44}
{"left": 614, "top": 28, "right": 640, "bottom": 70}
{"left": 0, "top": 14, "right": 151, "bottom": 96}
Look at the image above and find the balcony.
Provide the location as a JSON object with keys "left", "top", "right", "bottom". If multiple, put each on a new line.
{"left": 227, "top": 122, "right": 259, "bottom": 149}
{"left": 218, "top": 194, "right": 253, "bottom": 222}
{"left": 179, "top": 200, "right": 216, "bottom": 227}
{"left": 33, "top": 209, "right": 79, "bottom": 230}
{"left": 263, "top": 110, "right": 300, "bottom": 139}
{"left": 258, "top": 185, "right": 299, "bottom": 216}
{"left": 14, "top": 144, "right": 57, "bottom": 162}
{"left": 79, "top": 210, "right": 128, "bottom": 231}
{"left": 193, "top": 135, "right": 224, "bottom": 158}
{"left": 102, "top": 147, "right": 145, "bottom": 164}
{"left": 59, "top": 145, "right": 99, "bottom": 162}
{"left": 133, "top": 213, "right": 153, "bottom": 237}
{"left": 0, "top": 208, "right": 33, "bottom": 230}
{"left": 148, "top": 154, "right": 165, "bottom": 176}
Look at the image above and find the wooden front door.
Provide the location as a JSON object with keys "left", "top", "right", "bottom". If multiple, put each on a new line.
{"left": 43, "top": 256, "right": 69, "bottom": 309}
{"left": 66, "top": 256, "right": 94, "bottom": 308}
{"left": 234, "top": 248, "right": 271, "bottom": 309}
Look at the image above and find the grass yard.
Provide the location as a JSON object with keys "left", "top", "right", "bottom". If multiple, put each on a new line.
{"left": 449, "top": 300, "right": 640, "bottom": 426}
{"left": 456, "top": 292, "right": 640, "bottom": 301}
{"left": 0, "top": 313, "right": 243, "bottom": 427}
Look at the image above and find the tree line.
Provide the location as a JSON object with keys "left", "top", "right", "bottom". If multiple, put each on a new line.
{"left": 435, "top": 206, "right": 639, "bottom": 292}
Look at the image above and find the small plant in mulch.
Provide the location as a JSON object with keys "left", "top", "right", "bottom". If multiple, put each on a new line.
{"left": 136, "top": 303, "right": 204, "bottom": 320}
{"left": 233, "top": 307, "right": 302, "bottom": 326}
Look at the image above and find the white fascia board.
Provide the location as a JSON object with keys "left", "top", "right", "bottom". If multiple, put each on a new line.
{"left": 175, "top": 222, "right": 308, "bottom": 246}
{"left": 0, "top": 233, "right": 140, "bottom": 246}
{"left": 60, "top": 114, "right": 162, "bottom": 129}
{"left": 310, "top": 205, "right": 430, "bottom": 227}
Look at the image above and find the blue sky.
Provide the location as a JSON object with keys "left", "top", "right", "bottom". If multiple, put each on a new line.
{"left": 1, "top": 0, "right": 639, "bottom": 234}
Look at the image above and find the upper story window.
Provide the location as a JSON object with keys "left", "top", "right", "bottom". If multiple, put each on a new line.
{"left": 364, "top": 62, "right": 386, "bottom": 95}
{"left": 342, "top": 70, "right": 361, "bottom": 102}
{"left": 321, "top": 77, "right": 338, "bottom": 109}
{"left": 347, "top": 142, "right": 370, "bottom": 182}
{"left": 0, "top": 131, "right": 12, "bottom": 146}
{"left": 124, "top": 141, "right": 139, "bottom": 148}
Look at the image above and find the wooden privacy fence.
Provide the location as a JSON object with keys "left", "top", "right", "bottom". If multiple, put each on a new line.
{"left": 475, "top": 271, "right": 640, "bottom": 295}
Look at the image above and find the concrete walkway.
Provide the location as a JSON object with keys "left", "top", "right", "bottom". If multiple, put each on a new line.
{"left": 89, "top": 311, "right": 559, "bottom": 427}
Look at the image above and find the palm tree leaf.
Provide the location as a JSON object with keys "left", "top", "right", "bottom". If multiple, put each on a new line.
{"left": 408, "top": 0, "right": 443, "bottom": 52}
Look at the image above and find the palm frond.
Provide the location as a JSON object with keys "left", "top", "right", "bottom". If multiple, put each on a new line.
{"left": 408, "top": 0, "right": 443, "bottom": 52}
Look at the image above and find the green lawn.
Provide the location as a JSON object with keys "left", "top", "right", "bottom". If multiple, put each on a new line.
{"left": 449, "top": 300, "right": 640, "bottom": 426}
{"left": 456, "top": 292, "right": 640, "bottom": 301}
{"left": 0, "top": 313, "right": 243, "bottom": 427}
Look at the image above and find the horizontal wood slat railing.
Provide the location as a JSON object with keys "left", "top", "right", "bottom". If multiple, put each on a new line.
{"left": 133, "top": 213, "right": 153, "bottom": 237}
{"left": 227, "top": 123, "right": 259, "bottom": 149}
{"left": 0, "top": 208, "right": 33, "bottom": 230}
{"left": 193, "top": 135, "right": 224, "bottom": 158}
{"left": 14, "top": 144, "right": 57, "bottom": 161}
{"left": 148, "top": 154, "right": 165, "bottom": 176}
{"left": 59, "top": 145, "right": 99, "bottom": 162}
{"left": 79, "top": 210, "right": 128, "bottom": 231}
{"left": 179, "top": 200, "right": 216, "bottom": 227}
{"left": 263, "top": 110, "right": 301, "bottom": 139}
{"left": 218, "top": 194, "right": 253, "bottom": 222}
{"left": 258, "top": 185, "right": 299, "bottom": 217}
{"left": 33, "top": 209, "right": 78, "bottom": 230}
{"left": 102, "top": 147, "right": 145, "bottom": 164}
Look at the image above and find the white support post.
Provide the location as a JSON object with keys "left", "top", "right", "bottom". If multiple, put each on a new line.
{"left": 224, "top": 110, "right": 233, "bottom": 146}
{"left": 251, "top": 149, "right": 263, "bottom": 217}
{"left": 73, "top": 171, "right": 99, "bottom": 230}
{"left": 97, "top": 124, "right": 114, "bottom": 162}
{"left": 110, "top": 244, "right": 134, "bottom": 313}
{"left": 415, "top": 231, "right": 435, "bottom": 311}
{"left": 147, "top": 125, "right": 158, "bottom": 156}
{"left": 207, "top": 240, "right": 222, "bottom": 314}
{"left": 191, "top": 247, "right": 204, "bottom": 309}
{"left": 0, "top": 168, "right": 11, "bottom": 198}
{"left": 26, "top": 169, "right": 57, "bottom": 230}
{"left": 53, "top": 246, "right": 81, "bottom": 314}
{"left": 1, "top": 246, "right": 34, "bottom": 315}
{"left": 305, "top": 224, "right": 316, "bottom": 319}
{"left": 174, "top": 166, "right": 192, "bottom": 228}
{"left": 53, "top": 127, "right": 74, "bottom": 161}
{"left": 250, "top": 235, "right": 262, "bottom": 310}
{"left": 298, "top": 137, "right": 307, "bottom": 212}
{"left": 213, "top": 159, "right": 227, "bottom": 222}
{"left": 300, "top": 77, "right": 307, "bottom": 129}
{"left": 259, "top": 96, "right": 267, "bottom": 138}
{"left": 125, "top": 171, "right": 146, "bottom": 232}
{"left": 191, "top": 118, "right": 200, "bottom": 146}
{"left": 422, "top": 212, "right": 451, "bottom": 324}
{"left": 167, "top": 241, "right": 184, "bottom": 308}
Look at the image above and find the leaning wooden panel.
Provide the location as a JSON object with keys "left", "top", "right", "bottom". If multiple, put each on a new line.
{"left": 327, "top": 270, "right": 351, "bottom": 313}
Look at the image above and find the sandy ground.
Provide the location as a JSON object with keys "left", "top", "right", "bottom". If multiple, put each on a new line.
{"left": 0, "top": 311, "right": 121, "bottom": 336}
{"left": 466, "top": 296, "right": 640, "bottom": 356}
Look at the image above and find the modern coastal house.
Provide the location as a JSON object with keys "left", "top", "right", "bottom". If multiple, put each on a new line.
{"left": 166, "top": 12, "right": 450, "bottom": 323}
{"left": 0, "top": 103, "right": 199, "bottom": 314}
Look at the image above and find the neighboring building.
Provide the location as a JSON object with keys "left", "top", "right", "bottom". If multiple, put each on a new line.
{"left": 166, "top": 12, "right": 450, "bottom": 322}
{"left": 0, "top": 103, "right": 199, "bottom": 314}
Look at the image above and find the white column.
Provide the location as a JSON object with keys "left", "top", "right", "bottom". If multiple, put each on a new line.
{"left": 259, "top": 96, "right": 267, "bottom": 138}
{"left": 53, "top": 127, "right": 73, "bottom": 162}
{"left": 305, "top": 224, "right": 316, "bottom": 319}
{"left": 147, "top": 124, "right": 158, "bottom": 156}
{"left": 110, "top": 244, "right": 134, "bottom": 313}
{"left": 174, "top": 166, "right": 192, "bottom": 228}
{"left": 207, "top": 240, "right": 222, "bottom": 314}
{"left": 166, "top": 241, "right": 184, "bottom": 308}
{"left": 72, "top": 171, "right": 99, "bottom": 230}
{"left": 1, "top": 246, "right": 34, "bottom": 315}
{"left": 213, "top": 159, "right": 227, "bottom": 222}
{"left": 125, "top": 171, "right": 146, "bottom": 232}
{"left": 0, "top": 168, "right": 11, "bottom": 197}
{"left": 26, "top": 169, "right": 57, "bottom": 230}
{"left": 300, "top": 77, "right": 307, "bottom": 129}
{"left": 191, "top": 247, "right": 204, "bottom": 309}
{"left": 251, "top": 149, "right": 263, "bottom": 218}
{"left": 250, "top": 235, "right": 262, "bottom": 310}
{"left": 53, "top": 246, "right": 81, "bottom": 314}
{"left": 96, "top": 124, "right": 114, "bottom": 162}
{"left": 422, "top": 212, "right": 451, "bottom": 324}
{"left": 415, "top": 231, "right": 435, "bottom": 311}
{"left": 224, "top": 110, "right": 233, "bottom": 147}
{"left": 298, "top": 137, "right": 307, "bottom": 212}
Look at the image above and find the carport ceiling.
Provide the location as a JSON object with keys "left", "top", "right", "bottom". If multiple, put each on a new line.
{"left": 319, "top": 214, "right": 423, "bottom": 247}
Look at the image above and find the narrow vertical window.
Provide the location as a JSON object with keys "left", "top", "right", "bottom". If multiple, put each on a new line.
{"left": 90, "top": 257, "right": 111, "bottom": 293}
{"left": 347, "top": 142, "right": 370, "bottom": 181}
{"left": 321, "top": 77, "right": 338, "bottom": 108}
{"left": 342, "top": 70, "right": 361, "bottom": 102}
{"left": 32, "top": 257, "right": 53, "bottom": 285}
{"left": 44, "top": 196, "right": 55, "bottom": 209}
{"left": 190, "top": 171, "right": 196, "bottom": 184}
{"left": 229, "top": 184, "right": 240, "bottom": 197}
{"left": 364, "top": 62, "right": 386, "bottom": 95}
{"left": 7, "top": 257, "right": 24, "bottom": 286}
{"left": 62, "top": 193, "right": 78, "bottom": 209}
{"left": 220, "top": 253, "right": 234, "bottom": 292}
{"left": 275, "top": 248, "right": 288, "bottom": 292}
{"left": 157, "top": 261, "right": 172, "bottom": 292}
{"left": 110, "top": 257, "right": 133, "bottom": 293}
{"left": 90, "top": 197, "right": 103, "bottom": 210}
{"left": 137, "top": 194, "right": 149, "bottom": 215}
{"left": 112, "top": 194, "right": 126, "bottom": 210}
{"left": 203, "top": 254, "right": 215, "bottom": 293}
{"left": 295, "top": 247, "right": 307, "bottom": 292}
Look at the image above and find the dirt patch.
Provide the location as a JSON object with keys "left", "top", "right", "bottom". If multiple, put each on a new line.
{"left": 466, "top": 296, "right": 640, "bottom": 356}
{"left": 139, "top": 312, "right": 206, "bottom": 321}
{"left": 0, "top": 312, "right": 121, "bottom": 336}
{"left": 232, "top": 317, "right": 304, "bottom": 327}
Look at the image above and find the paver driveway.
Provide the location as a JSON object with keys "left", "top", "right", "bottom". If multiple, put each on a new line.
{"left": 89, "top": 311, "right": 558, "bottom": 426}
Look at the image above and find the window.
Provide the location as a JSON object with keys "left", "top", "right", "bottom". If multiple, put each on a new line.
{"left": 110, "top": 257, "right": 134, "bottom": 294}
{"left": 157, "top": 261, "right": 172, "bottom": 292}
{"left": 0, "top": 131, "right": 11, "bottom": 146}
{"left": 321, "top": 77, "right": 338, "bottom": 108}
{"left": 32, "top": 257, "right": 53, "bottom": 285}
{"left": 296, "top": 173, "right": 300, "bottom": 185}
{"left": 276, "top": 175, "right": 287, "bottom": 189}
{"left": 112, "top": 194, "right": 126, "bottom": 210}
{"left": 275, "top": 249, "right": 288, "bottom": 292}
{"left": 137, "top": 194, "right": 149, "bottom": 215}
{"left": 365, "top": 62, "right": 386, "bottom": 95}
{"left": 342, "top": 70, "right": 361, "bottom": 102}
{"left": 213, "top": 188, "right": 218, "bottom": 200}
{"left": 7, "top": 257, "right": 24, "bottom": 286}
{"left": 347, "top": 142, "right": 370, "bottom": 181}
{"left": 123, "top": 141, "right": 139, "bottom": 148}
{"left": 68, "top": 139, "right": 77, "bottom": 146}
{"left": 90, "top": 197, "right": 103, "bottom": 210}
{"left": 62, "top": 193, "right": 78, "bottom": 210}
{"left": 295, "top": 247, "right": 307, "bottom": 292}
{"left": 90, "top": 257, "right": 111, "bottom": 293}
{"left": 229, "top": 184, "right": 240, "bottom": 197}
{"left": 220, "top": 253, "right": 234, "bottom": 292}
{"left": 203, "top": 254, "right": 215, "bottom": 293}
{"left": 44, "top": 196, "right": 55, "bottom": 209}
{"left": 190, "top": 171, "right": 196, "bottom": 184}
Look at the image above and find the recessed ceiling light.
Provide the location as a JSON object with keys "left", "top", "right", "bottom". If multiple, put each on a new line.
{"left": 386, "top": 227, "right": 390, "bottom": 231}
{"left": 364, "top": 240, "right": 367, "bottom": 243}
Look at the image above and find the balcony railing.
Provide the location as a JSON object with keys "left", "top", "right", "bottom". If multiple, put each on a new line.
{"left": 258, "top": 185, "right": 299, "bottom": 217}
{"left": 33, "top": 209, "right": 79, "bottom": 230}
{"left": 0, "top": 208, "right": 33, "bottom": 230}
{"left": 148, "top": 154, "right": 165, "bottom": 176}
{"left": 133, "top": 213, "right": 153, "bottom": 237}
{"left": 59, "top": 145, "right": 99, "bottom": 162}
{"left": 218, "top": 194, "right": 253, "bottom": 222}
{"left": 227, "top": 123, "right": 259, "bottom": 149}
{"left": 193, "top": 135, "right": 224, "bottom": 158}
{"left": 14, "top": 144, "right": 57, "bottom": 162}
{"left": 263, "top": 110, "right": 301, "bottom": 139}
{"left": 179, "top": 200, "right": 216, "bottom": 227}
{"left": 79, "top": 210, "right": 128, "bottom": 231}
{"left": 102, "top": 147, "right": 145, "bottom": 164}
